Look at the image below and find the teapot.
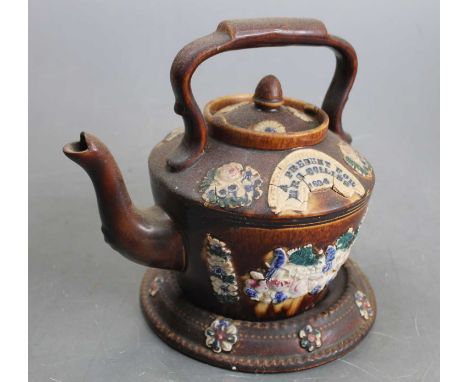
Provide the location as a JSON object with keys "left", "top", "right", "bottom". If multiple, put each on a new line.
{"left": 64, "top": 18, "right": 375, "bottom": 373}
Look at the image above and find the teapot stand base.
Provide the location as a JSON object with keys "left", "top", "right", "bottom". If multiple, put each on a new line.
{"left": 140, "top": 259, "right": 376, "bottom": 373}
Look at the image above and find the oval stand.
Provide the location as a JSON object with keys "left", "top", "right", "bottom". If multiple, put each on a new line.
{"left": 140, "top": 259, "right": 376, "bottom": 373}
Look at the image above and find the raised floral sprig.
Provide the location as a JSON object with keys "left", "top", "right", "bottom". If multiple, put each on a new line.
{"left": 298, "top": 325, "right": 322, "bottom": 352}
{"left": 148, "top": 276, "right": 163, "bottom": 297}
{"left": 206, "top": 235, "right": 239, "bottom": 303}
{"left": 205, "top": 318, "right": 238, "bottom": 353}
{"left": 354, "top": 290, "right": 373, "bottom": 320}
{"left": 206, "top": 235, "right": 231, "bottom": 259}
{"left": 200, "top": 162, "right": 263, "bottom": 209}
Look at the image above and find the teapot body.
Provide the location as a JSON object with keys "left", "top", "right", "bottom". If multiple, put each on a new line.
{"left": 149, "top": 129, "right": 372, "bottom": 321}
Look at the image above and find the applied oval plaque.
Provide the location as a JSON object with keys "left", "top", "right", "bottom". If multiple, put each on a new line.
{"left": 339, "top": 142, "right": 373, "bottom": 178}
{"left": 268, "top": 149, "right": 365, "bottom": 214}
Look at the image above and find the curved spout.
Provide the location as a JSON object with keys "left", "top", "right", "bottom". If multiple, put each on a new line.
{"left": 63, "top": 132, "right": 185, "bottom": 271}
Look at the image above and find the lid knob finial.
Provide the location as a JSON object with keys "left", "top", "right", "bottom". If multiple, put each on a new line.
{"left": 253, "top": 75, "right": 284, "bottom": 110}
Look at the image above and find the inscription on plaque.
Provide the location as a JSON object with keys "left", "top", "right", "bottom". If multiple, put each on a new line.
{"left": 268, "top": 149, "right": 365, "bottom": 214}
{"left": 339, "top": 142, "right": 373, "bottom": 178}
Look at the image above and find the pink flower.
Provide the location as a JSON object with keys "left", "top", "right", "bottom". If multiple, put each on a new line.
{"left": 214, "top": 162, "right": 243, "bottom": 183}
{"left": 266, "top": 278, "right": 291, "bottom": 291}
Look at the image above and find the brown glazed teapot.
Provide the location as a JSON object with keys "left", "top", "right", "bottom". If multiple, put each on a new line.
{"left": 64, "top": 18, "right": 376, "bottom": 373}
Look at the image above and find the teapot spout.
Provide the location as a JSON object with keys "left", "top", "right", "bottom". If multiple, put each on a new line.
{"left": 63, "top": 132, "right": 185, "bottom": 271}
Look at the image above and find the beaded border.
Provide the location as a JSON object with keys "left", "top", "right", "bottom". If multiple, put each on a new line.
{"left": 140, "top": 259, "right": 376, "bottom": 373}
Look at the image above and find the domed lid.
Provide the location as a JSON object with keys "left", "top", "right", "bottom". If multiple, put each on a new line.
{"left": 204, "top": 75, "right": 329, "bottom": 150}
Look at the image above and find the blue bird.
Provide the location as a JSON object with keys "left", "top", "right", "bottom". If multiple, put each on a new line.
{"left": 265, "top": 248, "right": 287, "bottom": 280}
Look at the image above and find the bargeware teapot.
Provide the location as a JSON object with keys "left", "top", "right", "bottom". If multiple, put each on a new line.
{"left": 63, "top": 18, "right": 375, "bottom": 373}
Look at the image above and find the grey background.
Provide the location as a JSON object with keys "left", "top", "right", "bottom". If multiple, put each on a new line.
{"left": 29, "top": 0, "right": 439, "bottom": 381}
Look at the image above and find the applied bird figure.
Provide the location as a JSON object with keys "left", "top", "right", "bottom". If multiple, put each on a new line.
{"left": 265, "top": 248, "right": 287, "bottom": 280}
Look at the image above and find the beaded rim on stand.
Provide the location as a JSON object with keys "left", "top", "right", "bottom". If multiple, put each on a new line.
{"left": 140, "top": 259, "right": 376, "bottom": 373}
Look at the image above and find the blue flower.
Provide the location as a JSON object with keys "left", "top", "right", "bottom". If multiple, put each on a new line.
{"left": 227, "top": 184, "right": 238, "bottom": 191}
{"left": 325, "top": 245, "right": 336, "bottom": 262}
{"left": 212, "top": 266, "right": 226, "bottom": 277}
{"left": 273, "top": 291, "right": 287, "bottom": 304}
{"left": 210, "top": 243, "right": 221, "bottom": 251}
{"left": 244, "top": 170, "right": 253, "bottom": 180}
{"left": 244, "top": 184, "right": 253, "bottom": 192}
{"left": 322, "top": 262, "right": 332, "bottom": 273}
{"left": 245, "top": 287, "right": 258, "bottom": 298}
{"left": 311, "top": 286, "right": 321, "bottom": 294}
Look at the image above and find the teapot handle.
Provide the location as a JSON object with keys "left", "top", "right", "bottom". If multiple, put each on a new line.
{"left": 168, "top": 18, "right": 357, "bottom": 171}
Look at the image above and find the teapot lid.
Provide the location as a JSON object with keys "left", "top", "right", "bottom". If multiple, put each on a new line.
{"left": 204, "top": 75, "right": 329, "bottom": 150}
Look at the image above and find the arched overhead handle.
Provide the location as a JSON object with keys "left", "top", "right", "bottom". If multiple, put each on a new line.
{"left": 168, "top": 18, "right": 357, "bottom": 171}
